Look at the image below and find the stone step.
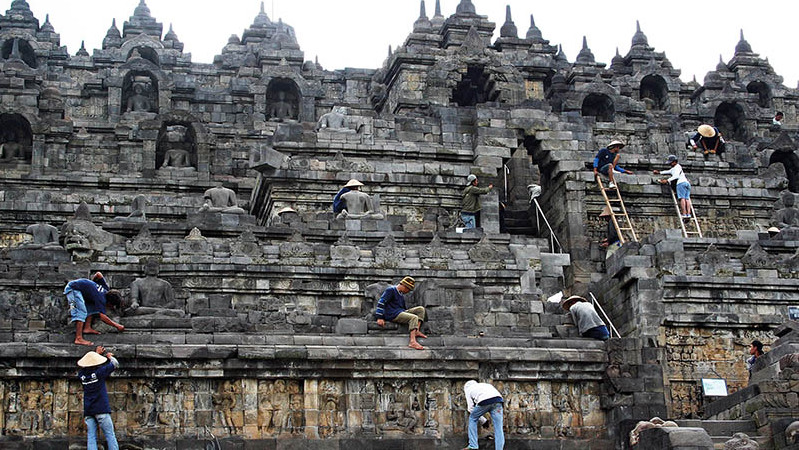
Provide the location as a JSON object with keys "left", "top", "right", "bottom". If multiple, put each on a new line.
{"left": 676, "top": 419, "right": 763, "bottom": 449}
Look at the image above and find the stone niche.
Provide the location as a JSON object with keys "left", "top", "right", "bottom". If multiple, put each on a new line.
{"left": 0, "top": 113, "right": 33, "bottom": 164}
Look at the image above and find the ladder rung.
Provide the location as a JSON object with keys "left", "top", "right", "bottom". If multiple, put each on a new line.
{"left": 608, "top": 199, "right": 622, "bottom": 202}
{"left": 618, "top": 227, "right": 634, "bottom": 231}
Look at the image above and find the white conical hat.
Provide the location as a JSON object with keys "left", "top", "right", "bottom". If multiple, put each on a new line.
{"left": 698, "top": 124, "right": 716, "bottom": 138}
{"left": 343, "top": 179, "right": 364, "bottom": 188}
{"left": 77, "top": 351, "right": 107, "bottom": 368}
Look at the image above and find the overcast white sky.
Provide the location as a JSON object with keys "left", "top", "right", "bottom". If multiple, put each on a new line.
{"left": 20, "top": 0, "right": 799, "bottom": 88}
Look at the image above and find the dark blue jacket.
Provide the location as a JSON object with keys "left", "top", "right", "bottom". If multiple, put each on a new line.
{"left": 375, "top": 286, "right": 406, "bottom": 321}
{"left": 79, "top": 357, "right": 117, "bottom": 416}
{"left": 332, "top": 187, "right": 351, "bottom": 213}
{"left": 593, "top": 148, "right": 627, "bottom": 173}
{"left": 66, "top": 278, "right": 110, "bottom": 315}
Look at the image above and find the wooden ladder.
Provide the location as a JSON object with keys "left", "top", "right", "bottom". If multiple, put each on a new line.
{"left": 669, "top": 187, "right": 702, "bottom": 238}
{"left": 597, "top": 177, "right": 638, "bottom": 244}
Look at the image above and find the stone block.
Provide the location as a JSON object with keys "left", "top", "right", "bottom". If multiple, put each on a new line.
{"left": 637, "top": 427, "right": 713, "bottom": 450}
{"left": 335, "top": 318, "right": 368, "bottom": 334}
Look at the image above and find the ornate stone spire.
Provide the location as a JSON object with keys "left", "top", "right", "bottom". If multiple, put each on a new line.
{"left": 413, "top": 0, "right": 432, "bottom": 32}
{"left": 734, "top": 29, "right": 753, "bottom": 54}
{"left": 40, "top": 14, "right": 55, "bottom": 33}
{"left": 499, "top": 5, "right": 517, "bottom": 38}
{"left": 526, "top": 14, "right": 543, "bottom": 41}
{"left": 575, "top": 36, "right": 595, "bottom": 64}
{"left": 103, "top": 18, "right": 122, "bottom": 49}
{"left": 123, "top": 0, "right": 163, "bottom": 39}
{"left": 631, "top": 20, "right": 648, "bottom": 47}
{"left": 3, "top": 0, "right": 38, "bottom": 29}
{"left": 133, "top": 0, "right": 150, "bottom": 18}
{"left": 716, "top": 54, "right": 729, "bottom": 72}
{"left": 455, "top": 0, "right": 476, "bottom": 15}
{"left": 556, "top": 44, "right": 568, "bottom": 62}
{"left": 610, "top": 47, "right": 625, "bottom": 72}
{"left": 75, "top": 40, "right": 89, "bottom": 57}
{"left": 431, "top": 0, "right": 445, "bottom": 28}
{"left": 163, "top": 23, "right": 184, "bottom": 51}
{"left": 254, "top": 1, "right": 271, "bottom": 26}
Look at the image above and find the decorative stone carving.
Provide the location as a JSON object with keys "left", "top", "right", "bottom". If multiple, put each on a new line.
{"left": 785, "top": 421, "right": 799, "bottom": 445}
{"left": 127, "top": 258, "right": 183, "bottom": 317}
{"left": 125, "top": 223, "right": 161, "bottom": 255}
{"left": 59, "top": 202, "right": 123, "bottom": 260}
{"left": 330, "top": 233, "right": 360, "bottom": 262}
{"left": 468, "top": 235, "right": 502, "bottom": 264}
{"left": 279, "top": 231, "right": 314, "bottom": 259}
{"left": 212, "top": 380, "right": 242, "bottom": 434}
{"left": 318, "top": 380, "right": 346, "bottom": 438}
{"left": 180, "top": 227, "right": 211, "bottom": 256}
{"left": 695, "top": 243, "right": 732, "bottom": 276}
{"left": 741, "top": 243, "right": 775, "bottom": 269}
{"left": 200, "top": 184, "right": 246, "bottom": 214}
{"left": 230, "top": 229, "right": 263, "bottom": 258}
{"left": 373, "top": 234, "right": 404, "bottom": 268}
{"left": 723, "top": 432, "right": 760, "bottom": 449}
{"left": 629, "top": 417, "right": 679, "bottom": 447}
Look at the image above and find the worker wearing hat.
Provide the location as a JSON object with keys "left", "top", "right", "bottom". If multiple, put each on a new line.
{"left": 654, "top": 154, "right": 693, "bottom": 218}
{"left": 690, "top": 124, "right": 725, "bottom": 158}
{"left": 78, "top": 345, "right": 120, "bottom": 450}
{"left": 461, "top": 174, "right": 493, "bottom": 229}
{"left": 560, "top": 295, "right": 609, "bottom": 341}
{"left": 375, "top": 276, "right": 428, "bottom": 350}
{"left": 593, "top": 140, "right": 633, "bottom": 190}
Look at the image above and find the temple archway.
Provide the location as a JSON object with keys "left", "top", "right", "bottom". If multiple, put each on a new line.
{"left": 122, "top": 71, "right": 159, "bottom": 113}
{"left": 126, "top": 46, "right": 160, "bottom": 66}
{"left": 640, "top": 75, "right": 668, "bottom": 110}
{"left": 581, "top": 93, "right": 615, "bottom": 122}
{"left": 452, "top": 65, "right": 499, "bottom": 106}
{"left": 714, "top": 102, "right": 747, "bottom": 141}
{"left": 746, "top": 81, "right": 771, "bottom": 109}
{"left": 0, "top": 113, "right": 33, "bottom": 162}
{"left": 1, "top": 38, "right": 37, "bottom": 68}
{"left": 265, "top": 78, "right": 300, "bottom": 121}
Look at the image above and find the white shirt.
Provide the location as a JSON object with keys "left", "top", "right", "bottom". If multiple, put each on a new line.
{"left": 464, "top": 381, "right": 502, "bottom": 413}
{"left": 660, "top": 163, "right": 689, "bottom": 185}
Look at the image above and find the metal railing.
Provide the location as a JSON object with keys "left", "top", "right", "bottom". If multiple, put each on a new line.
{"left": 589, "top": 292, "right": 620, "bottom": 339}
{"left": 528, "top": 184, "right": 563, "bottom": 253}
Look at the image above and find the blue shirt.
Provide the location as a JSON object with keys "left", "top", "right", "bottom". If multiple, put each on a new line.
{"left": 65, "top": 278, "right": 109, "bottom": 315}
{"left": 79, "top": 357, "right": 118, "bottom": 416}
{"left": 375, "top": 286, "right": 406, "bottom": 321}
{"left": 593, "top": 148, "right": 626, "bottom": 173}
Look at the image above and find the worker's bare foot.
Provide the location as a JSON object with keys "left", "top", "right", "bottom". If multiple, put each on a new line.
{"left": 83, "top": 328, "right": 100, "bottom": 335}
{"left": 409, "top": 342, "right": 425, "bottom": 350}
{"left": 416, "top": 331, "right": 428, "bottom": 339}
{"left": 114, "top": 324, "right": 125, "bottom": 332}
{"left": 75, "top": 338, "right": 94, "bottom": 346}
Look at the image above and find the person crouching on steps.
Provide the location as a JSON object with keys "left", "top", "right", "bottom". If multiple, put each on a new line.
{"left": 375, "top": 276, "right": 428, "bottom": 350}
{"left": 593, "top": 140, "right": 633, "bottom": 189}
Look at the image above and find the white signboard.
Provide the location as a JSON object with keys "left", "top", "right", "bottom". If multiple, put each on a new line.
{"left": 701, "top": 378, "right": 728, "bottom": 397}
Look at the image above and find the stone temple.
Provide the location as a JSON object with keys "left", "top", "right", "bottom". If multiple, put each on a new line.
{"left": 1, "top": 0, "right": 798, "bottom": 448}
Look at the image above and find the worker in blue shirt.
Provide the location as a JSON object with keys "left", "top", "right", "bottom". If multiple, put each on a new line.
{"left": 593, "top": 140, "right": 633, "bottom": 189}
